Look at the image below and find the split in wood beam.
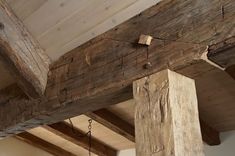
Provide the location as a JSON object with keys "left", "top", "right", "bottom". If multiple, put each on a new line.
{"left": 0, "top": 0, "right": 235, "bottom": 137}
{"left": 45, "top": 122, "right": 117, "bottom": 156}
{"left": 134, "top": 69, "right": 204, "bottom": 156}
{"left": 16, "top": 132, "right": 76, "bottom": 156}
{"left": 0, "top": 0, "right": 50, "bottom": 98}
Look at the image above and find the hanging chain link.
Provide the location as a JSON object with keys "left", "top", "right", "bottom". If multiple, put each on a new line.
{"left": 87, "top": 119, "right": 92, "bottom": 156}
{"left": 68, "top": 118, "right": 93, "bottom": 156}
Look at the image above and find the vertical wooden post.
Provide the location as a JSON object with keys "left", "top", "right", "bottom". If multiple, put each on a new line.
{"left": 133, "top": 69, "right": 204, "bottom": 156}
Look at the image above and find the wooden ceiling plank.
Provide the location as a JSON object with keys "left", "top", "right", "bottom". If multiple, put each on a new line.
{"left": 0, "top": 0, "right": 50, "bottom": 98}
{"left": 86, "top": 109, "right": 135, "bottom": 142}
{"left": 45, "top": 122, "right": 117, "bottom": 156}
{"left": 0, "top": 0, "right": 234, "bottom": 137}
{"left": 16, "top": 132, "right": 76, "bottom": 156}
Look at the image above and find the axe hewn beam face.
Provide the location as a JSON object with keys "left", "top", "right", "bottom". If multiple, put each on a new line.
{"left": 0, "top": 0, "right": 50, "bottom": 98}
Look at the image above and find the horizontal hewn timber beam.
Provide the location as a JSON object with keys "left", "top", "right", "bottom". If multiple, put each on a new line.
{"left": 86, "top": 109, "right": 135, "bottom": 142}
{"left": 87, "top": 109, "right": 220, "bottom": 145}
{"left": 0, "top": 0, "right": 234, "bottom": 137}
{"left": 208, "top": 36, "right": 235, "bottom": 79}
{"left": 0, "top": 1, "right": 50, "bottom": 98}
{"left": 45, "top": 122, "right": 117, "bottom": 156}
{"left": 16, "top": 132, "right": 76, "bottom": 156}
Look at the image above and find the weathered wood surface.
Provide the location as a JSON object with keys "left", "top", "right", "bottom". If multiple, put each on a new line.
{"left": 134, "top": 69, "right": 204, "bottom": 156}
{"left": 200, "top": 119, "right": 221, "bottom": 146}
{"left": 45, "top": 122, "right": 117, "bottom": 156}
{"left": 86, "top": 109, "right": 135, "bottom": 142}
{"left": 0, "top": 0, "right": 235, "bottom": 136}
{"left": 16, "top": 132, "right": 76, "bottom": 156}
{"left": 0, "top": 84, "right": 25, "bottom": 105}
{"left": 0, "top": 0, "right": 50, "bottom": 98}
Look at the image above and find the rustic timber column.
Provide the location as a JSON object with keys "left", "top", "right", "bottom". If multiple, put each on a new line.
{"left": 133, "top": 69, "right": 204, "bottom": 156}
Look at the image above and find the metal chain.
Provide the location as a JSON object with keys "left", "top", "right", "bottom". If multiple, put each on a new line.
{"left": 87, "top": 119, "right": 92, "bottom": 156}
{"left": 68, "top": 118, "right": 93, "bottom": 156}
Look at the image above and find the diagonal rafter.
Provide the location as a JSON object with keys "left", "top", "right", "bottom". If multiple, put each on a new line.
{"left": 0, "top": 0, "right": 50, "bottom": 98}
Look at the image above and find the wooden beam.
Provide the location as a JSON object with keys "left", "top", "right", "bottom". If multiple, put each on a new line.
{"left": 0, "top": 0, "right": 50, "bottom": 98}
{"left": 134, "top": 69, "right": 204, "bottom": 155}
{"left": 200, "top": 119, "right": 221, "bottom": 146}
{"left": 45, "top": 122, "right": 117, "bottom": 156}
{"left": 86, "top": 109, "right": 135, "bottom": 142}
{"left": 0, "top": 0, "right": 234, "bottom": 137}
{"left": 208, "top": 36, "right": 235, "bottom": 68}
{"left": 225, "top": 65, "right": 235, "bottom": 79}
{"left": 16, "top": 132, "right": 76, "bottom": 156}
{"left": 87, "top": 109, "right": 220, "bottom": 146}
{"left": 208, "top": 36, "right": 235, "bottom": 79}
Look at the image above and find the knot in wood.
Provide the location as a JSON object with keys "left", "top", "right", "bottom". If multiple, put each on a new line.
{"left": 0, "top": 22, "right": 4, "bottom": 30}
{"left": 143, "top": 62, "right": 152, "bottom": 69}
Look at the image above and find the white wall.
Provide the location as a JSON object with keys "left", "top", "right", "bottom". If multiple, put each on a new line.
{"left": 0, "top": 137, "right": 52, "bottom": 156}
{"left": 118, "top": 131, "right": 235, "bottom": 156}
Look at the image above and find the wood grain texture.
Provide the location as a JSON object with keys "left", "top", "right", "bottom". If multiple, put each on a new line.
{"left": 86, "top": 109, "right": 135, "bottom": 142}
{"left": 134, "top": 69, "right": 204, "bottom": 156}
{"left": 0, "top": 0, "right": 235, "bottom": 136}
{"left": 16, "top": 132, "right": 76, "bottom": 156}
{"left": 45, "top": 122, "right": 117, "bottom": 156}
{"left": 0, "top": 0, "right": 50, "bottom": 98}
